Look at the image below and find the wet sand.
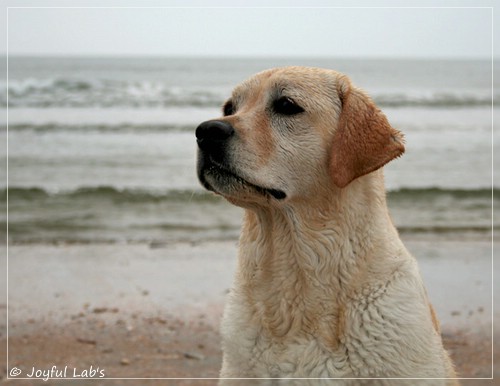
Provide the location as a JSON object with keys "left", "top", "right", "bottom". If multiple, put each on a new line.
{"left": 1, "top": 239, "right": 497, "bottom": 384}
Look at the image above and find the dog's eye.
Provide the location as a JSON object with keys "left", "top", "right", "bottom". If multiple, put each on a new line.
{"left": 273, "top": 97, "right": 304, "bottom": 116}
{"left": 223, "top": 101, "right": 234, "bottom": 116}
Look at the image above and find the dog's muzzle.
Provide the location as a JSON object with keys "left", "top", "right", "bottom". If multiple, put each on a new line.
{"left": 195, "top": 119, "right": 234, "bottom": 192}
{"left": 195, "top": 119, "right": 287, "bottom": 201}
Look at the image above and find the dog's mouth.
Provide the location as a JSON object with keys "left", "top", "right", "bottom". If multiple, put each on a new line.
{"left": 198, "top": 156, "right": 287, "bottom": 201}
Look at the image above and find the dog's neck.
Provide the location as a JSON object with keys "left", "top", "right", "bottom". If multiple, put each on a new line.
{"left": 235, "top": 171, "right": 402, "bottom": 339}
{"left": 239, "top": 171, "right": 398, "bottom": 269}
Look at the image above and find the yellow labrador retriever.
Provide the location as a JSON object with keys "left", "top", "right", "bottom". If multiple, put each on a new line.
{"left": 196, "top": 67, "right": 457, "bottom": 384}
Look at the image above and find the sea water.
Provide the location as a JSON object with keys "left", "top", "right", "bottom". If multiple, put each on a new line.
{"left": 1, "top": 56, "right": 498, "bottom": 244}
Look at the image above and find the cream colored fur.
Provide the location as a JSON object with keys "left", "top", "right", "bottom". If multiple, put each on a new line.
{"left": 195, "top": 67, "right": 458, "bottom": 385}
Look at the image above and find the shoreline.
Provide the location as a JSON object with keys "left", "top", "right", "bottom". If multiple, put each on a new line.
{"left": 1, "top": 238, "right": 497, "bottom": 383}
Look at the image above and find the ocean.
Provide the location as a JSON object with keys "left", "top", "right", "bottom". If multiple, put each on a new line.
{"left": 1, "top": 56, "right": 498, "bottom": 244}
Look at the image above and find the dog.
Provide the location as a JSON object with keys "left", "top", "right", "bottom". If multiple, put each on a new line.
{"left": 196, "top": 67, "right": 457, "bottom": 385}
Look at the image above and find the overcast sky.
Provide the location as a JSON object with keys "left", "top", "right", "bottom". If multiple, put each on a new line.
{"left": 1, "top": 0, "right": 497, "bottom": 59}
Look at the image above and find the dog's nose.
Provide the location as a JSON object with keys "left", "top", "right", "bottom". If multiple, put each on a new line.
{"left": 196, "top": 120, "right": 235, "bottom": 151}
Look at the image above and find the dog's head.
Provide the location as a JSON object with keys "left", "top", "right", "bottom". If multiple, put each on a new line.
{"left": 196, "top": 66, "right": 404, "bottom": 207}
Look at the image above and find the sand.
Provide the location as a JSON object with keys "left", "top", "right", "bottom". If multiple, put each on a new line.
{"left": 1, "top": 238, "right": 497, "bottom": 385}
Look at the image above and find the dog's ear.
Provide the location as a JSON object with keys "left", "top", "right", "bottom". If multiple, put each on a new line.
{"left": 330, "top": 76, "right": 405, "bottom": 188}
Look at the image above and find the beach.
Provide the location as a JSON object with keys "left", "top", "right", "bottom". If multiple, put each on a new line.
{"left": 1, "top": 56, "right": 497, "bottom": 384}
{"left": 2, "top": 237, "right": 497, "bottom": 384}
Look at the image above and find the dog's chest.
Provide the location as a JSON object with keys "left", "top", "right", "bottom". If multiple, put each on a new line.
{"left": 249, "top": 333, "right": 352, "bottom": 378}
{"left": 221, "top": 277, "right": 415, "bottom": 379}
{"left": 221, "top": 290, "right": 356, "bottom": 378}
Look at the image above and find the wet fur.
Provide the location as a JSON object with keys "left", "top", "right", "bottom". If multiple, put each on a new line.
{"left": 196, "top": 67, "right": 458, "bottom": 385}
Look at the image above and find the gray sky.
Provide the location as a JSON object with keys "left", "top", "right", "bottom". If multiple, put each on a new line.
{"left": 1, "top": 0, "right": 497, "bottom": 59}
